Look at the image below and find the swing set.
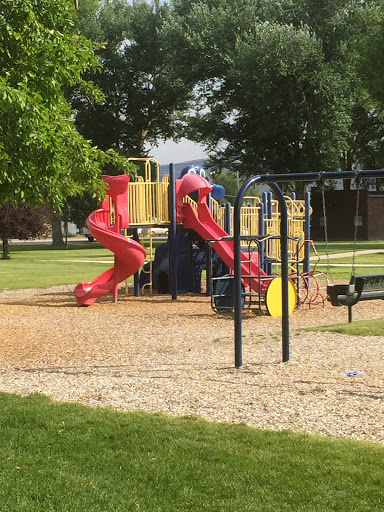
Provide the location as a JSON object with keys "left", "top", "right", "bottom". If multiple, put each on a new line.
{"left": 233, "top": 169, "right": 384, "bottom": 368}
{"left": 321, "top": 176, "right": 366, "bottom": 321}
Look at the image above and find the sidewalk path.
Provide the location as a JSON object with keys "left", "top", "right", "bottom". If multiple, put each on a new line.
{"left": 311, "top": 249, "right": 384, "bottom": 260}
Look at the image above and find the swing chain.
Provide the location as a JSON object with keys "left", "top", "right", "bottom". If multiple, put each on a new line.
{"left": 320, "top": 180, "right": 333, "bottom": 282}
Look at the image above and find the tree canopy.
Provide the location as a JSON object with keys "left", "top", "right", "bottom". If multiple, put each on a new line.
{"left": 162, "top": 0, "right": 384, "bottom": 177}
{"left": 72, "top": 0, "right": 191, "bottom": 156}
{"left": 0, "top": 0, "right": 131, "bottom": 210}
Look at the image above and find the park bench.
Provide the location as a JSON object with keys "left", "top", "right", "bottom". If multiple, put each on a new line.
{"left": 328, "top": 273, "right": 384, "bottom": 323}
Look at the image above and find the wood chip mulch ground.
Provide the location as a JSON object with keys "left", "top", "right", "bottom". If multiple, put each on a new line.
{"left": 0, "top": 285, "right": 383, "bottom": 445}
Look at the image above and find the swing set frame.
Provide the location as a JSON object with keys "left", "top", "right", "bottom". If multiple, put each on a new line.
{"left": 233, "top": 169, "right": 384, "bottom": 368}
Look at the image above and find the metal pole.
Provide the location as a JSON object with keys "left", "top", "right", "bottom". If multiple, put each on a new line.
{"left": 268, "top": 183, "right": 290, "bottom": 363}
{"left": 133, "top": 228, "right": 141, "bottom": 297}
{"left": 222, "top": 202, "right": 232, "bottom": 275}
{"left": 206, "top": 242, "right": 213, "bottom": 296}
{"left": 168, "top": 163, "right": 177, "bottom": 300}
{"left": 224, "top": 202, "right": 232, "bottom": 236}
{"left": 258, "top": 202, "right": 265, "bottom": 272}
{"left": 303, "top": 188, "right": 311, "bottom": 276}
{"left": 267, "top": 192, "right": 273, "bottom": 274}
{"left": 234, "top": 176, "right": 263, "bottom": 369}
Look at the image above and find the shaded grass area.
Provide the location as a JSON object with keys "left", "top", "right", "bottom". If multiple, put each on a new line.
{"left": 0, "top": 242, "right": 114, "bottom": 290}
{"left": 304, "top": 317, "right": 384, "bottom": 337}
{"left": 1, "top": 392, "right": 384, "bottom": 512}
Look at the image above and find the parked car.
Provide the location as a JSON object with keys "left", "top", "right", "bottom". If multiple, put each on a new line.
{"left": 82, "top": 227, "right": 95, "bottom": 242}
{"left": 137, "top": 227, "right": 168, "bottom": 237}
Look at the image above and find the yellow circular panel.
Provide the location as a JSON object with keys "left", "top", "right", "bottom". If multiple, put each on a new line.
{"left": 265, "top": 277, "right": 297, "bottom": 317}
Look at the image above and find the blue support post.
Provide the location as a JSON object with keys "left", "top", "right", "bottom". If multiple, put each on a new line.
{"left": 303, "top": 188, "right": 311, "bottom": 276}
{"left": 267, "top": 192, "right": 273, "bottom": 274}
{"left": 206, "top": 242, "right": 213, "bottom": 296}
{"left": 258, "top": 202, "right": 265, "bottom": 272}
{"left": 224, "top": 202, "right": 232, "bottom": 236}
{"left": 168, "top": 163, "right": 177, "bottom": 300}
{"left": 267, "top": 191, "right": 273, "bottom": 218}
{"left": 222, "top": 202, "right": 231, "bottom": 275}
{"left": 269, "top": 183, "right": 290, "bottom": 363}
{"left": 132, "top": 228, "right": 141, "bottom": 297}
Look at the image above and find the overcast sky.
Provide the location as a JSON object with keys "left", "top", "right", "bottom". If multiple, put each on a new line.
{"left": 145, "top": 138, "right": 208, "bottom": 164}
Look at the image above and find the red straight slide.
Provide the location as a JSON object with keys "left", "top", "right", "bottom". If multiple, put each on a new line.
{"left": 74, "top": 175, "right": 146, "bottom": 306}
{"left": 178, "top": 174, "right": 270, "bottom": 295}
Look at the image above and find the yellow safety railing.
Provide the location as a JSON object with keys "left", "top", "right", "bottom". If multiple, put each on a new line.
{"left": 128, "top": 177, "right": 169, "bottom": 225}
{"left": 127, "top": 157, "right": 160, "bottom": 182}
{"left": 261, "top": 198, "right": 307, "bottom": 262}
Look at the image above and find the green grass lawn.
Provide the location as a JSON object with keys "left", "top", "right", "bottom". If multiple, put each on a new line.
{"left": 304, "top": 317, "right": 384, "bottom": 336}
{"left": 314, "top": 240, "right": 384, "bottom": 255}
{"left": 1, "top": 239, "right": 383, "bottom": 291}
{"left": 307, "top": 240, "right": 384, "bottom": 280}
{"left": 1, "top": 392, "right": 383, "bottom": 512}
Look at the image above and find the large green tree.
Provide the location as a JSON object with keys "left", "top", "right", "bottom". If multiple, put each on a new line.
{"left": 72, "top": 0, "right": 190, "bottom": 156}
{"left": 0, "top": 0, "right": 130, "bottom": 210}
{"left": 163, "top": 0, "right": 383, "bottom": 182}
{"left": 356, "top": 3, "right": 384, "bottom": 110}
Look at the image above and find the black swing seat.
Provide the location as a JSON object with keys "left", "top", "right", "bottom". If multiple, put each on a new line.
{"left": 327, "top": 277, "right": 365, "bottom": 307}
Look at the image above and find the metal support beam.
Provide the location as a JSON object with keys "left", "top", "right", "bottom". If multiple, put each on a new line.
{"left": 168, "top": 163, "right": 177, "bottom": 300}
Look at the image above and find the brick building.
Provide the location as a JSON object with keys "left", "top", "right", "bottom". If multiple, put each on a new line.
{"left": 310, "top": 189, "right": 384, "bottom": 240}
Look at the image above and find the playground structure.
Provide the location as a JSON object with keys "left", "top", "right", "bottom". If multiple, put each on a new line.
{"left": 75, "top": 158, "right": 315, "bottom": 313}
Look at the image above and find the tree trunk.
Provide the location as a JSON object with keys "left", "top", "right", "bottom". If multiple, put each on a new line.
{"left": 50, "top": 212, "right": 64, "bottom": 246}
{"left": 1, "top": 239, "right": 10, "bottom": 259}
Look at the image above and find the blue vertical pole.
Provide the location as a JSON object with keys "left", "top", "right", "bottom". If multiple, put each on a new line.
{"left": 304, "top": 188, "right": 311, "bottom": 275}
{"left": 224, "top": 202, "right": 232, "bottom": 235}
{"left": 133, "top": 228, "right": 141, "bottom": 297}
{"left": 222, "top": 202, "right": 231, "bottom": 275}
{"left": 269, "top": 183, "right": 290, "bottom": 363}
{"left": 206, "top": 242, "right": 213, "bottom": 296}
{"left": 267, "top": 191, "right": 273, "bottom": 274}
{"left": 169, "top": 163, "right": 177, "bottom": 300}
{"left": 258, "top": 202, "right": 265, "bottom": 272}
{"left": 234, "top": 176, "right": 262, "bottom": 368}
{"left": 267, "top": 191, "right": 273, "bottom": 218}
{"left": 261, "top": 192, "right": 268, "bottom": 273}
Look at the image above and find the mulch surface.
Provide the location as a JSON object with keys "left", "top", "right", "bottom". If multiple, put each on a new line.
{"left": 0, "top": 285, "right": 383, "bottom": 445}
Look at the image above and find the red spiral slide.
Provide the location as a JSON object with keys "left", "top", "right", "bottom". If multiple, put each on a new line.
{"left": 74, "top": 175, "right": 146, "bottom": 306}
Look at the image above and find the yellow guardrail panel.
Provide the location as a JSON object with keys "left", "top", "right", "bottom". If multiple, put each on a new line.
{"left": 128, "top": 181, "right": 170, "bottom": 225}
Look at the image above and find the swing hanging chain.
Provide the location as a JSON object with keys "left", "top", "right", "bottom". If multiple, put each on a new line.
{"left": 351, "top": 174, "right": 361, "bottom": 279}
{"left": 321, "top": 180, "right": 333, "bottom": 282}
